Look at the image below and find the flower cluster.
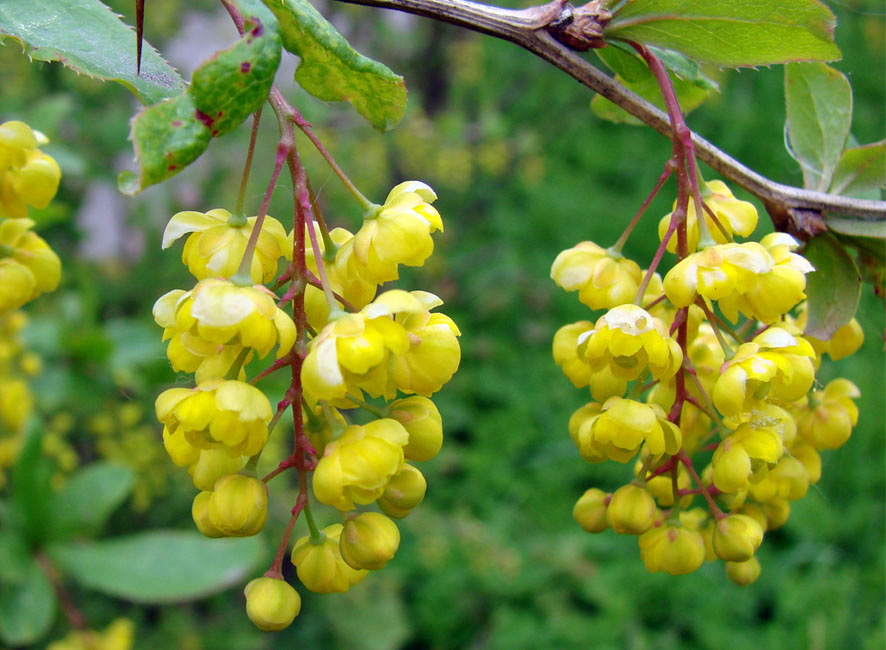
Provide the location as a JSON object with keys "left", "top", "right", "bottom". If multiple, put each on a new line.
{"left": 555, "top": 179, "right": 862, "bottom": 584}
{"left": 152, "top": 180, "right": 458, "bottom": 631}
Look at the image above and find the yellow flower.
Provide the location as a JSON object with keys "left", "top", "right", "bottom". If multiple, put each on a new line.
{"left": 377, "top": 463, "right": 427, "bottom": 518}
{"left": 551, "top": 241, "right": 643, "bottom": 310}
{"left": 47, "top": 618, "right": 134, "bottom": 650}
{"left": 573, "top": 487, "right": 609, "bottom": 533}
{"left": 606, "top": 483, "right": 657, "bottom": 535}
{"left": 552, "top": 321, "right": 593, "bottom": 388}
{"left": 639, "top": 524, "right": 706, "bottom": 575}
{"left": 0, "top": 121, "right": 61, "bottom": 219}
{"left": 352, "top": 181, "right": 443, "bottom": 282}
{"left": 340, "top": 512, "right": 401, "bottom": 570}
{"left": 658, "top": 180, "right": 758, "bottom": 253}
{"left": 162, "top": 208, "right": 290, "bottom": 283}
{"left": 156, "top": 378, "right": 273, "bottom": 458}
{"left": 0, "top": 218, "right": 61, "bottom": 312}
{"left": 390, "top": 396, "right": 443, "bottom": 462}
{"left": 0, "top": 378, "right": 32, "bottom": 433}
{"left": 795, "top": 378, "right": 860, "bottom": 450}
{"left": 192, "top": 491, "right": 224, "bottom": 538}
{"left": 312, "top": 418, "right": 409, "bottom": 511}
{"left": 573, "top": 397, "right": 681, "bottom": 463}
{"left": 291, "top": 524, "right": 367, "bottom": 593}
{"left": 389, "top": 291, "right": 461, "bottom": 396}
{"left": 208, "top": 474, "right": 268, "bottom": 537}
{"left": 712, "top": 327, "right": 815, "bottom": 423}
{"left": 712, "top": 513, "right": 763, "bottom": 562}
{"left": 154, "top": 278, "right": 295, "bottom": 359}
{"left": 306, "top": 225, "right": 378, "bottom": 330}
{"left": 726, "top": 556, "right": 762, "bottom": 585}
{"left": 711, "top": 421, "right": 784, "bottom": 494}
{"left": 244, "top": 577, "right": 301, "bottom": 632}
{"left": 580, "top": 304, "right": 683, "bottom": 382}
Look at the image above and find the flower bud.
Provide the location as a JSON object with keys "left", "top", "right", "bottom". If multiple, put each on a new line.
{"left": 192, "top": 491, "right": 224, "bottom": 538}
{"left": 378, "top": 464, "right": 427, "bottom": 518}
{"left": 189, "top": 449, "right": 243, "bottom": 491}
{"left": 761, "top": 498, "right": 790, "bottom": 530}
{"left": 725, "top": 556, "right": 762, "bottom": 586}
{"left": 639, "top": 524, "right": 706, "bottom": 575}
{"left": 244, "top": 577, "right": 301, "bottom": 631}
{"left": 573, "top": 488, "right": 609, "bottom": 533}
{"left": 291, "top": 524, "right": 367, "bottom": 593}
{"left": 713, "top": 514, "right": 763, "bottom": 562}
{"left": 391, "top": 396, "right": 443, "bottom": 462}
{"left": 208, "top": 474, "right": 267, "bottom": 537}
{"left": 340, "top": 512, "right": 401, "bottom": 570}
{"left": 607, "top": 484, "right": 656, "bottom": 535}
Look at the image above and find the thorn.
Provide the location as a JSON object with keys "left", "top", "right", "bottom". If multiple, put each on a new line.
{"left": 136, "top": 0, "right": 145, "bottom": 76}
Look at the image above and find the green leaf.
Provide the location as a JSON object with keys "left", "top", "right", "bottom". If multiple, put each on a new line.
{"left": 785, "top": 63, "right": 852, "bottom": 191}
{"left": 0, "top": 531, "right": 30, "bottom": 583}
{"left": 0, "top": 555, "right": 56, "bottom": 646}
{"left": 122, "top": 1, "right": 281, "bottom": 195}
{"left": 829, "top": 141, "right": 886, "bottom": 198}
{"left": 802, "top": 232, "right": 861, "bottom": 339}
{"left": 592, "top": 45, "right": 713, "bottom": 124}
{"left": 10, "top": 422, "right": 52, "bottom": 544}
{"left": 604, "top": 0, "right": 841, "bottom": 68}
{"left": 826, "top": 217, "right": 886, "bottom": 240}
{"left": 47, "top": 531, "right": 264, "bottom": 603}
{"left": 0, "top": 0, "right": 184, "bottom": 105}
{"left": 262, "top": 0, "right": 407, "bottom": 132}
{"left": 648, "top": 46, "right": 720, "bottom": 92}
{"left": 46, "top": 463, "right": 134, "bottom": 541}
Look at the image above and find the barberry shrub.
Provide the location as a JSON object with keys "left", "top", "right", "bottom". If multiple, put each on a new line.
{"left": 0, "top": 0, "right": 882, "bottom": 646}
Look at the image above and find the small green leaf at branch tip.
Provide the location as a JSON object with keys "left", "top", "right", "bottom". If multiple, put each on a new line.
{"left": 0, "top": 0, "right": 185, "bottom": 105}
{"left": 802, "top": 232, "right": 861, "bottom": 339}
{"left": 122, "top": 1, "right": 282, "bottom": 194}
{"left": 261, "top": 0, "right": 407, "bottom": 132}
{"left": 604, "top": 0, "right": 841, "bottom": 68}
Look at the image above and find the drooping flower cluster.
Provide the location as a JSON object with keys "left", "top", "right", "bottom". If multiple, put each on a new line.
{"left": 152, "top": 179, "right": 459, "bottom": 631}
{"left": 0, "top": 121, "right": 62, "bottom": 484}
{"left": 554, "top": 179, "right": 862, "bottom": 584}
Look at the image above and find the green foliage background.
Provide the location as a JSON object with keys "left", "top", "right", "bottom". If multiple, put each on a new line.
{"left": 0, "top": 0, "right": 883, "bottom": 647}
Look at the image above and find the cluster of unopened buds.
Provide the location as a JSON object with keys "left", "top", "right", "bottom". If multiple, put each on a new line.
{"left": 153, "top": 180, "right": 460, "bottom": 630}
{"left": 0, "top": 120, "right": 62, "bottom": 483}
{"left": 552, "top": 179, "right": 863, "bottom": 585}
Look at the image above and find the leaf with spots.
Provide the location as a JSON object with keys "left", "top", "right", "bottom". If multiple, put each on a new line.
{"left": 120, "top": 0, "right": 281, "bottom": 195}
{"left": 0, "top": 0, "right": 185, "bottom": 105}
{"left": 604, "top": 0, "right": 841, "bottom": 68}
{"left": 262, "top": 0, "right": 407, "bottom": 132}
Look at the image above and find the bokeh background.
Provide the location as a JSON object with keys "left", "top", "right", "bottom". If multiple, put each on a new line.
{"left": 1, "top": 0, "right": 883, "bottom": 647}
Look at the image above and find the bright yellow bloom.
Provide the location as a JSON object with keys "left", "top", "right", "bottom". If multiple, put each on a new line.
{"left": 711, "top": 420, "right": 784, "bottom": 494}
{"left": 0, "top": 121, "right": 61, "bottom": 219}
{"left": 306, "top": 225, "right": 377, "bottom": 330}
{"left": 580, "top": 304, "right": 682, "bottom": 382}
{"left": 726, "top": 556, "right": 762, "bottom": 585}
{"left": 162, "top": 208, "right": 290, "bottom": 283}
{"left": 606, "top": 483, "right": 657, "bottom": 535}
{"left": 712, "top": 513, "right": 763, "bottom": 562}
{"left": 553, "top": 321, "right": 593, "bottom": 388}
{"left": 378, "top": 463, "right": 427, "bottom": 518}
{"left": 658, "top": 180, "right": 758, "bottom": 253}
{"left": 795, "top": 378, "right": 860, "bottom": 450}
{"left": 389, "top": 291, "right": 461, "bottom": 396}
{"left": 187, "top": 447, "right": 243, "bottom": 491}
{"left": 291, "top": 524, "right": 367, "bottom": 593}
{"left": 551, "top": 241, "right": 643, "bottom": 310}
{"left": 192, "top": 491, "right": 224, "bottom": 538}
{"left": 748, "top": 455, "right": 812, "bottom": 502}
{"left": 208, "top": 474, "right": 267, "bottom": 537}
{"left": 390, "top": 396, "right": 443, "bottom": 462}
{"left": 312, "top": 418, "right": 409, "bottom": 511}
{"left": 573, "top": 397, "right": 681, "bottom": 463}
{"left": 0, "top": 218, "right": 61, "bottom": 312}
{"left": 353, "top": 181, "right": 443, "bottom": 282}
{"left": 639, "top": 524, "right": 706, "bottom": 575}
{"left": 340, "top": 512, "right": 401, "bottom": 570}
{"left": 0, "top": 378, "right": 32, "bottom": 433}
{"left": 156, "top": 378, "right": 273, "bottom": 458}
{"left": 244, "top": 577, "right": 301, "bottom": 632}
{"left": 712, "top": 328, "right": 816, "bottom": 423}
{"left": 573, "top": 487, "right": 609, "bottom": 533}
{"left": 154, "top": 278, "right": 295, "bottom": 359}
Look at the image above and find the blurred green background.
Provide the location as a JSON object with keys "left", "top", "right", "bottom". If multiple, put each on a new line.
{"left": 1, "top": 0, "right": 883, "bottom": 648}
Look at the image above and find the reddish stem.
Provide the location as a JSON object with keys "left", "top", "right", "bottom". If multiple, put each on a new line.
{"left": 677, "top": 450, "right": 724, "bottom": 519}
{"left": 235, "top": 107, "right": 263, "bottom": 215}
{"left": 613, "top": 160, "right": 674, "bottom": 252}
{"left": 264, "top": 472, "right": 308, "bottom": 579}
